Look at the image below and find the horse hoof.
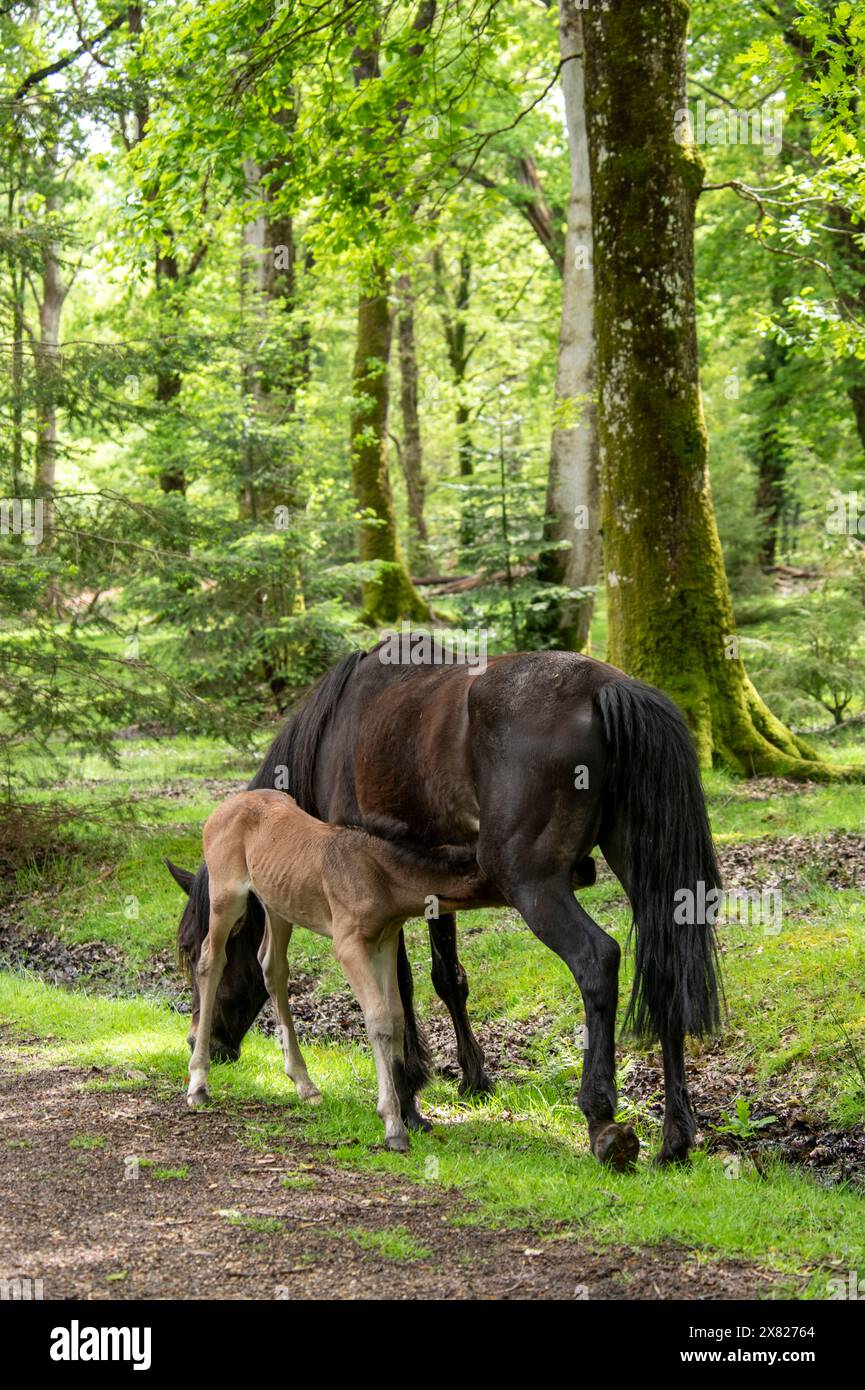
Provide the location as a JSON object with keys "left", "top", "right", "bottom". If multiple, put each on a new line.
{"left": 458, "top": 1071, "right": 494, "bottom": 1098}
{"left": 592, "top": 1123, "right": 639, "bottom": 1172}
{"left": 386, "top": 1133, "right": 410, "bottom": 1153}
{"left": 405, "top": 1111, "right": 433, "bottom": 1133}
{"left": 654, "top": 1145, "right": 691, "bottom": 1169}
{"left": 187, "top": 1088, "right": 209, "bottom": 1109}
{"left": 298, "top": 1083, "right": 322, "bottom": 1104}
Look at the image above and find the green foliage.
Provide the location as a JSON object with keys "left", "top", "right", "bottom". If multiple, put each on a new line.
{"left": 746, "top": 570, "right": 865, "bottom": 726}
{"left": 713, "top": 1096, "right": 778, "bottom": 1140}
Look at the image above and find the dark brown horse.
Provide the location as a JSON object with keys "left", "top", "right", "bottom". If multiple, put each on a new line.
{"left": 167, "top": 645, "right": 721, "bottom": 1168}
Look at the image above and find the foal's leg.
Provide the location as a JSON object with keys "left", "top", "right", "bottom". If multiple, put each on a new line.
{"left": 258, "top": 913, "right": 321, "bottom": 1103}
{"left": 333, "top": 926, "right": 408, "bottom": 1152}
{"left": 428, "top": 914, "right": 492, "bottom": 1096}
{"left": 188, "top": 885, "right": 246, "bottom": 1106}
{"left": 378, "top": 934, "right": 429, "bottom": 1132}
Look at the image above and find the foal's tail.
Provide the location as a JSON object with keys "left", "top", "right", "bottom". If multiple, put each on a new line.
{"left": 595, "top": 679, "right": 722, "bottom": 1041}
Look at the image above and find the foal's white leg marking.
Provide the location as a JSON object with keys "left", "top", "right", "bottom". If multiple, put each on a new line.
{"left": 188, "top": 887, "right": 245, "bottom": 1106}
{"left": 259, "top": 912, "right": 321, "bottom": 1103}
{"left": 334, "top": 929, "right": 408, "bottom": 1152}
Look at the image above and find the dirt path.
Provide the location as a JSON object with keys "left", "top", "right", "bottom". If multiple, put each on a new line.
{"left": 0, "top": 1058, "right": 781, "bottom": 1301}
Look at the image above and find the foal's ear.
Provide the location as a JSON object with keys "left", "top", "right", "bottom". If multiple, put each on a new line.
{"left": 163, "top": 858, "right": 195, "bottom": 895}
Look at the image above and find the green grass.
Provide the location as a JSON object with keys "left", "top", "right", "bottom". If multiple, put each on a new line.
{"left": 1, "top": 970, "right": 863, "bottom": 1294}
{"left": 4, "top": 726, "right": 865, "bottom": 1296}
{"left": 68, "top": 1133, "right": 106, "bottom": 1150}
{"left": 342, "top": 1225, "right": 432, "bottom": 1262}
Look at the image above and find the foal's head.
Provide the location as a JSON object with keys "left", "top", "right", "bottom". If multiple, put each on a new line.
{"left": 166, "top": 859, "right": 267, "bottom": 1062}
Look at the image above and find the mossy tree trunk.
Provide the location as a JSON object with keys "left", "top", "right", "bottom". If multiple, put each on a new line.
{"left": 582, "top": 0, "right": 836, "bottom": 778}
{"left": 351, "top": 266, "right": 431, "bottom": 625}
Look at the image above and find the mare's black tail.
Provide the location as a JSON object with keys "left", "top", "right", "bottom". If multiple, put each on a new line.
{"left": 595, "top": 679, "right": 722, "bottom": 1040}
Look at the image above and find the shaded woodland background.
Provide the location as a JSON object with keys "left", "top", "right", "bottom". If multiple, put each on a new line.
{"left": 2, "top": 0, "right": 865, "bottom": 790}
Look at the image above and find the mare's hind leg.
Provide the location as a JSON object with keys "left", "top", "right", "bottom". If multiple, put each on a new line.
{"left": 188, "top": 884, "right": 246, "bottom": 1106}
{"left": 601, "top": 832, "right": 695, "bottom": 1166}
{"left": 258, "top": 913, "right": 321, "bottom": 1103}
{"left": 508, "top": 878, "right": 638, "bottom": 1170}
{"left": 428, "top": 915, "right": 492, "bottom": 1096}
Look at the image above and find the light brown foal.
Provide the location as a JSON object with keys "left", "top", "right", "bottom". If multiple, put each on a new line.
{"left": 188, "top": 790, "right": 489, "bottom": 1150}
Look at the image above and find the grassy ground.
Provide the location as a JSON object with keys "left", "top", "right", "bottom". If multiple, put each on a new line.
{"left": 2, "top": 729, "right": 865, "bottom": 1296}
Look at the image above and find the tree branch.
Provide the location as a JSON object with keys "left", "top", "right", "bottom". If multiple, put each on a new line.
{"left": 12, "top": 12, "right": 126, "bottom": 101}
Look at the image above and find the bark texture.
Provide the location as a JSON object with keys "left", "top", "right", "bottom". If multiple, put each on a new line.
{"left": 395, "top": 273, "right": 430, "bottom": 567}
{"left": 351, "top": 267, "right": 430, "bottom": 624}
{"left": 583, "top": 0, "right": 839, "bottom": 778}
{"left": 536, "top": 0, "right": 601, "bottom": 651}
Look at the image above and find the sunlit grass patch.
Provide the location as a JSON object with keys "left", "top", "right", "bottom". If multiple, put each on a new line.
{"left": 341, "top": 1225, "right": 432, "bottom": 1261}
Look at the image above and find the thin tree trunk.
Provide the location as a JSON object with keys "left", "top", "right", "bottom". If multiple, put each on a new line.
{"left": 535, "top": 0, "right": 600, "bottom": 651}
{"left": 347, "top": 10, "right": 433, "bottom": 624}
{"left": 239, "top": 158, "right": 268, "bottom": 521}
{"left": 432, "top": 247, "right": 474, "bottom": 548}
{"left": 9, "top": 258, "right": 24, "bottom": 497}
{"left": 128, "top": 3, "right": 189, "bottom": 497}
{"left": 33, "top": 187, "right": 68, "bottom": 549}
{"left": 751, "top": 277, "right": 792, "bottom": 568}
{"left": 395, "top": 273, "right": 430, "bottom": 567}
{"left": 351, "top": 265, "right": 431, "bottom": 624}
{"left": 583, "top": 0, "right": 834, "bottom": 778}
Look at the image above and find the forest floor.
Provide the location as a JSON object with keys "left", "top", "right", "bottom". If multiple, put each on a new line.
{"left": 2, "top": 733, "right": 865, "bottom": 1300}
{"left": 0, "top": 1052, "right": 777, "bottom": 1301}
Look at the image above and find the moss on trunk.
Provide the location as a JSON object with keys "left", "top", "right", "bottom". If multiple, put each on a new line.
{"left": 583, "top": 0, "right": 850, "bottom": 779}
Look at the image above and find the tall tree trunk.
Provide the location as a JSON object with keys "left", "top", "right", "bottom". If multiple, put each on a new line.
{"left": 33, "top": 186, "right": 68, "bottom": 549}
{"left": 239, "top": 158, "right": 268, "bottom": 521}
{"left": 395, "top": 273, "right": 430, "bottom": 568}
{"left": 239, "top": 134, "right": 311, "bottom": 522}
{"left": 153, "top": 253, "right": 185, "bottom": 495}
{"left": 432, "top": 247, "right": 475, "bottom": 549}
{"left": 583, "top": 0, "right": 834, "bottom": 778}
{"left": 351, "top": 266, "right": 431, "bottom": 624}
{"left": 535, "top": 0, "right": 600, "bottom": 651}
{"left": 348, "top": 10, "right": 433, "bottom": 624}
{"left": 9, "top": 259, "right": 24, "bottom": 497}
{"left": 751, "top": 276, "right": 792, "bottom": 568}
{"left": 128, "top": 3, "right": 189, "bottom": 496}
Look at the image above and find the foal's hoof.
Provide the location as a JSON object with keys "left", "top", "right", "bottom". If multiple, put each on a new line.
{"left": 187, "top": 1087, "right": 210, "bottom": 1110}
{"left": 298, "top": 1082, "right": 323, "bottom": 1104}
{"left": 592, "top": 1123, "right": 639, "bottom": 1172}
{"left": 386, "top": 1133, "right": 410, "bottom": 1153}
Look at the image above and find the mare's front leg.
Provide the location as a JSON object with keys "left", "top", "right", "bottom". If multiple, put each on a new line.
{"left": 380, "top": 932, "right": 430, "bottom": 1133}
{"left": 428, "top": 914, "right": 492, "bottom": 1096}
{"left": 188, "top": 886, "right": 246, "bottom": 1106}
{"left": 258, "top": 913, "right": 321, "bottom": 1103}
{"left": 334, "top": 925, "right": 408, "bottom": 1152}
{"left": 395, "top": 932, "right": 433, "bottom": 1131}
